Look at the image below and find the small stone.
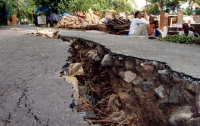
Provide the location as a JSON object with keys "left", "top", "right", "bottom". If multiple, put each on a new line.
{"left": 143, "top": 65, "right": 154, "bottom": 72}
{"left": 68, "top": 63, "right": 84, "bottom": 76}
{"left": 169, "top": 86, "right": 180, "bottom": 103}
{"left": 132, "top": 78, "right": 143, "bottom": 85}
{"left": 152, "top": 60, "right": 158, "bottom": 65}
{"left": 185, "top": 117, "right": 200, "bottom": 126}
{"left": 179, "top": 90, "right": 194, "bottom": 105}
{"left": 101, "top": 54, "right": 114, "bottom": 66}
{"left": 186, "top": 84, "right": 200, "bottom": 95}
{"left": 158, "top": 73, "right": 170, "bottom": 85}
{"left": 118, "top": 69, "right": 125, "bottom": 78}
{"left": 155, "top": 85, "right": 165, "bottom": 99}
{"left": 78, "top": 112, "right": 86, "bottom": 117}
{"left": 118, "top": 57, "right": 123, "bottom": 60}
{"left": 192, "top": 81, "right": 200, "bottom": 85}
{"left": 125, "top": 59, "right": 135, "bottom": 70}
{"left": 172, "top": 72, "right": 181, "bottom": 83}
{"left": 114, "top": 58, "right": 124, "bottom": 67}
{"left": 87, "top": 50, "right": 101, "bottom": 61}
{"left": 158, "top": 70, "right": 167, "bottom": 74}
{"left": 140, "top": 65, "right": 155, "bottom": 80}
{"left": 142, "top": 81, "right": 154, "bottom": 92}
{"left": 169, "top": 106, "right": 193, "bottom": 126}
{"left": 195, "top": 92, "right": 200, "bottom": 116}
{"left": 96, "top": 45, "right": 105, "bottom": 57}
{"left": 124, "top": 71, "right": 137, "bottom": 83}
{"left": 74, "top": 45, "right": 79, "bottom": 49}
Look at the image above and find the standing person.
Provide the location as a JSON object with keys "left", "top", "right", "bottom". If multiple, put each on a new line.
{"left": 32, "top": 11, "right": 38, "bottom": 26}
{"left": 128, "top": 11, "right": 148, "bottom": 37}
{"left": 2, "top": 4, "right": 8, "bottom": 26}
{"left": 179, "top": 23, "right": 194, "bottom": 37}
{"left": 48, "top": 11, "right": 59, "bottom": 27}
{"left": 148, "top": 16, "right": 155, "bottom": 36}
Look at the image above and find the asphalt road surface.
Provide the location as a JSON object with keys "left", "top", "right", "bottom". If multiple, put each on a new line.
{"left": 0, "top": 25, "right": 89, "bottom": 126}
{"left": 0, "top": 25, "right": 199, "bottom": 126}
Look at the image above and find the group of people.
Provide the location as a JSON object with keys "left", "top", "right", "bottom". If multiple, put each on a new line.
{"left": 32, "top": 11, "right": 59, "bottom": 27}
{"left": 128, "top": 11, "right": 161, "bottom": 37}
{"left": 128, "top": 10, "right": 198, "bottom": 38}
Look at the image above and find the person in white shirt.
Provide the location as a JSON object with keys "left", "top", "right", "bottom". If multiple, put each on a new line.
{"left": 179, "top": 23, "right": 194, "bottom": 37}
{"left": 128, "top": 11, "right": 148, "bottom": 36}
{"left": 169, "top": 6, "right": 177, "bottom": 15}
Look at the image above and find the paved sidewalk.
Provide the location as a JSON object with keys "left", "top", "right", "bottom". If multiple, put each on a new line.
{"left": 0, "top": 25, "right": 89, "bottom": 126}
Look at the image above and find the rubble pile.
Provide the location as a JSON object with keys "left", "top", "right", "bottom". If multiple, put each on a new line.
{"left": 26, "top": 28, "right": 59, "bottom": 39}
{"left": 11, "top": 27, "right": 23, "bottom": 31}
{"left": 56, "top": 9, "right": 101, "bottom": 31}
{"left": 55, "top": 15, "right": 101, "bottom": 31}
{"left": 60, "top": 37, "right": 200, "bottom": 126}
{"left": 55, "top": 15, "right": 85, "bottom": 29}
{"left": 105, "top": 18, "right": 131, "bottom": 35}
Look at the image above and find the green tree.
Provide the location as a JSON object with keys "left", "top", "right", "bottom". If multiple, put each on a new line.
{"left": 181, "top": 7, "right": 192, "bottom": 15}
{"left": 192, "top": 0, "right": 200, "bottom": 14}
{"left": 146, "top": 0, "right": 187, "bottom": 15}
{"left": 0, "top": 0, "right": 29, "bottom": 23}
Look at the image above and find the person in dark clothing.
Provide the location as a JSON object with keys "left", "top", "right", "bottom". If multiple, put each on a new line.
{"left": 32, "top": 11, "right": 38, "bottom": 26}
{"left": 48, "top": 12, "right": 59, "bottom": 27}
{"left": 3, "top": 4, "right": 8, "bottom": 26}
{"left": 154, "top": 20, "right": 162, "bottom": 37}
{"left": 189, "top": 26, "right": 199, "bottom": 37}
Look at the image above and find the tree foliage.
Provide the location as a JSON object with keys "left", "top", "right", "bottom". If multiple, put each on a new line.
{"left": 146, "top": 0, "right": 188, "bottom": 15}
{"left": 0, "top": 0, "right": 29, "bottom": 22}
{"left": 56, "top": 0, "right": 136, "bottom": 14}
{"left": 2, "top": 0, "right": 200, "bottom": 26}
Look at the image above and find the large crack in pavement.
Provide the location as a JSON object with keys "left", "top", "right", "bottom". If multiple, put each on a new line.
{"left": 60, "top": 36, "right": 200, "bottom": 126}
{"left": 2, "top": 27, "right": 200, "bottom": 126}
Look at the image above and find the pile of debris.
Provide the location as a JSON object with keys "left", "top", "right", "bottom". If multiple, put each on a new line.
{"left": 55, "top": 15, "right": 85, "bottom": 29}
{"left": 56, "top": 9, "right": 101, "bottom": 30}
{"left": 26, "top": 28, "right": 59, "bottom": 39}
{"left": 60, "top": 37, "right": 200, "bottom": 126}
{"left": 105, "top": 18, "right": 131, "bottom": 35}
{"left": 11, "top": 27, "right": 23, "bottom": 31}
{"left": 55, "top": 9, "right": 131, "bottom": 35}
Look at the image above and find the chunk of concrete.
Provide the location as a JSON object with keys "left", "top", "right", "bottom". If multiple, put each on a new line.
{"left": 123, "top": 71, "right": 137, "bottom": 83}
{"left": 169, "top": 106, "right": 193, "bottom": 126}
{"left": 169, "top": 86, "right": 180, "bottom": 103}
{"left": 143, "top": 65, "right": 154, "bottom": 72}
{"left": 125, "top": 59, "right": 135, "bottom": 70}
{"left": 155, "top": 85, "right": 165, "bottom": 99}
{"left": 142, "top": 81, "right": 154, "bottom": 92}
{"left": 87, "top": 50, "right": 101, "bottom": 61}
{"left": 101, "top": 54, "right": 114, "bottom": 66}
{"left": 195, "top": 92, "right": 200, "bottom": 116}
{"left": 132, "top": 78, "right": 143, "bottom": 85}
{"left": 185, "top": 117, "right": 200, "bottom": 126}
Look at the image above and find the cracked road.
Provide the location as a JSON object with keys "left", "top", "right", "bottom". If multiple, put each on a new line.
{"left": 0, "top": 26, "right": 88, "bottom": 126}
{"left": 1, "top": 23, "right": 200, "bottom": 126}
